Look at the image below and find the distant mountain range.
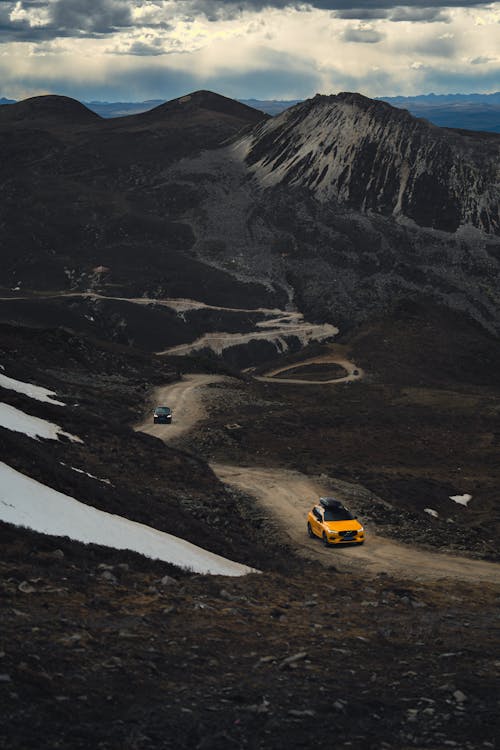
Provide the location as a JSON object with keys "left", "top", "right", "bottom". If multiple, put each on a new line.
{"left": 1, "top": 92, "right": 499, "bottom": 132}
{"left": 381, "top": 93, "right": 500, "bottom": 133}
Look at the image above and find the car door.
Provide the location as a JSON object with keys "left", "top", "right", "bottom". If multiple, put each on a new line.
{"left": 312, "top": 506, "right": 323, "bottom": 537}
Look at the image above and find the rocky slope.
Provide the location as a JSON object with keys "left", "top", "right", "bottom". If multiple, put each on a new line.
{"left": 241, "top": 92, "right": 500, "bottom": 234}
{"left": 1, "top": 89, "right": 500, "bottom": 346}
{"left": 1, "top": 309, "right": 500, "bottom": 749}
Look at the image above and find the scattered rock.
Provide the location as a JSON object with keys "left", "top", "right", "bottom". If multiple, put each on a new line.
{"left": 160, "top": 575, "right": 178, "bottom": 587}
{"left": 219, "top": 588, "right": 237, "bottom": 601}
{"left": 288, "top": 709, "right": 315, "bottom": 717}
{"left": 118, "top": 630, "right": 141, "bottom": 639}
{"left": 100, "top": 570, "right": 117, "bottom": 583}
{"left": 18, "top": 581, "right": 36, "bottom": 594}
{"left": 243, "top": 697, "right": 270, "bottom": 714}
{"left": 254, "top": 656, "right": 275, "bottom": 668}
{"left": 279, "top": 652, "right": 307, "bottom": 670}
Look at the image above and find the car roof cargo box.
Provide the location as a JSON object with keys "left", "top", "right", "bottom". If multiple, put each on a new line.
{"left": 320, "top": 497, "right": 343, "bottom": 509}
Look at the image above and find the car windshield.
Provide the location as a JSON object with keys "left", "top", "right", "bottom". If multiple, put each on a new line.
{"left": 324, "top": 509, "right": 354, "bottom": 521}
{"left": 156, "top": 407, "right": 171, "bottom": 414}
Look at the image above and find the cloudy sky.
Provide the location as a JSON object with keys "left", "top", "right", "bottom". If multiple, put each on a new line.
{"left": 1, "top": 0, "right": 499, "bottom": 102}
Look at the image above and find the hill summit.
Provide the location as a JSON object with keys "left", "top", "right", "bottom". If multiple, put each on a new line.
{"left": 241, "top": 91, "right": 500, "bottom": 234}
{"left": 0, "top": 94, "right": 100, "bottom": 126}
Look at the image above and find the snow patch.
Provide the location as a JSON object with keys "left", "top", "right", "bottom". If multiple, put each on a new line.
{"left": 60, "top": 462, "right": 112, "bottom": 485}
{"left": 0, "top": 462, "right": 256, "bottom": 577}
{"left": 450, "top": 494, "right": 472, "bottom": 506}
{"left": 0, "top": 373, "right": 65, "bottom": 405}
{"left": 424, "top": 508, "right": 439, "bottom": 518}
{"left": 0, "top": 403, "right": 82, "bottom": 443}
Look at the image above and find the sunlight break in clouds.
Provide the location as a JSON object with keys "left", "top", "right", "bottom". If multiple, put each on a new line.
{"left": 0, "top": 1, "right": 499, "bottom": 100}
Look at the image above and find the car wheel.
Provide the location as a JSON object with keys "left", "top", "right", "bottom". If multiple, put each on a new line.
{"left": 322, "top": 532, "right": 330, "bottom": 547}
{"left": 307, "top": 522, "right": 314, "bottom": 538}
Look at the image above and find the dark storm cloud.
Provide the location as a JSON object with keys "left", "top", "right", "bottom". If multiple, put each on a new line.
{"left": 0, "top": 0, "right": 493, "bottom": 45}
{"left": 51, "top": 0, "right": 133, "bottom": 34}
{"left": 342, "top": 25, "right": 385, "bottom": 42}
{"left": 170, "top": 0, "right": 493, "bottom": 24}
{"left": 114, "top": 37, "right": 180, "bottom": 56}
{"left": 389, "top": 7, "right": 450, "bottom": 21}
{"left": 470, "top": 56, "right": 495, "bottom": 64}
{"left": 333, "top": 6, "right": 451, "bottom": 23}
{"left": 197, "top": 0, "right": 499, "bottom": 11}
{"left": 0, "top": 4, "right": 54, "bottom": 42}
{"left": 0, "top": 0, "right": 134, "bottom": 42}
{"left": 334, "top": 9, "right": 390, "bottom": 19}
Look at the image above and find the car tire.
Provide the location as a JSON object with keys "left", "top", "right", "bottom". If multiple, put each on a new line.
{"left": 307, "top": 523, "right": 314, "bottom": 538}
{"left": 322, "top": 532, "right": 330, "bottom": 547}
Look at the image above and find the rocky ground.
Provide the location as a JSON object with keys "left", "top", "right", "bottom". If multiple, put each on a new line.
{"left": 1, "top": 526, "right": 499, "bottom": 750}
{"left": 1, "top": 302, "right": 500, "bottom": 749}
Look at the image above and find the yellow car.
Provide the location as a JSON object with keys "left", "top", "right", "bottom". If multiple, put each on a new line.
{"left": 307, "top": 497, "right": 365, "bottom": 546}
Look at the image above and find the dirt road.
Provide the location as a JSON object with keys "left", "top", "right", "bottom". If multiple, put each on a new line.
{"left": 135, "top": 374, "right": 228, "bottom": 441}
{"left": 214, "top": 464, "right": 500, "bottom": 583}
{"left": 137, "top": 374, "right": 500, "bottom": 583}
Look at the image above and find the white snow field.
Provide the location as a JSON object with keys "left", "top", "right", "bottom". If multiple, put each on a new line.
{"left": 0, "top": 462, "right": 256, "bottom": 577}
{"left": 0, "top": 373, "right": 64, "bottom": 405}
{"left": 0, "top": 403, "right": 82, "bottom": 443}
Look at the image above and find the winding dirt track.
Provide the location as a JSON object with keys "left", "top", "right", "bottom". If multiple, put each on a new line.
{"left": 135, "top": 374, "right": 227, "bottom": 442}
{"left": 136, "top": 373, "right": 500, "bottom": 584}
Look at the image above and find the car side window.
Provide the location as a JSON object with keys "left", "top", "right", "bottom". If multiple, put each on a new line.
{"left": 313, "top": 507, "right": 322, "bottom": 521}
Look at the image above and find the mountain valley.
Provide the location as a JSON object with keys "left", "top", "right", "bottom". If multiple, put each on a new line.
{"left": 1, "top": 89, "right": 500, "bottom": 749}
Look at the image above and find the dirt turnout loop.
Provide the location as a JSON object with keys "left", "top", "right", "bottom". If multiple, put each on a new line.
{"left": 137, "top": 374, "right": 500, "bottom": 583}
{"left": 256, "top": 350, "right": 363, "bottom": 385}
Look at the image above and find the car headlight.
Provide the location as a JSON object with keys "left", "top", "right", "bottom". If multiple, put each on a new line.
{"left": 357, "top": 527, "right": 364, "bottom": 533}
{"left": 328, "top": 530, "right": 339, "bottom": 536}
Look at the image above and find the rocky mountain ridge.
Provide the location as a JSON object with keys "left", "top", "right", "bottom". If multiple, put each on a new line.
{"left": 240, "top": 92, "right": 500, "bottom": 234}
{"left": 1, "top": 89, "right": 500, "bottom": 348}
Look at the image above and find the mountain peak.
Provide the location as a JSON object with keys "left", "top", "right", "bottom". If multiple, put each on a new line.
{"left": 142, "top": 89, "right": 267, "bottom": 125}
{"left": 241, "top": 91, "right": 500, "bottom": 234}
{"left": 0, "top": 94, "right": 100, "bottom": 126}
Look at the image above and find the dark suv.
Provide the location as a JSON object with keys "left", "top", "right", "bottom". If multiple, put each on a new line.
{"left": 153, "top": 406, "right": 172, "bottom": 424}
